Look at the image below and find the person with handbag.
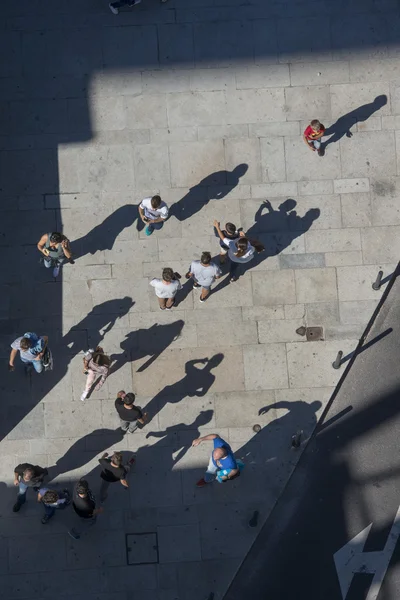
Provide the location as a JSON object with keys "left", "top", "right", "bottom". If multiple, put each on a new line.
{"left": 9, "top": 332, "right": 49, "bottom": 374}
{"left": 191, "top": 433, "right": 240, "bottom": 488}
{"left": 37, "top": 231, "right": 73, "bottom": 278}
{"left": 80, "top": 346, "right": 111, "bottom": 401}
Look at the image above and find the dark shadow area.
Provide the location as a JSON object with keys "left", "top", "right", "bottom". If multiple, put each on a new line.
{"left": 169, "top": 165, "right": 248, "bottom": 222}
{"left": 110, "top": 319, "right": 185, "bottom": 373}
{"left": 322, "top": 95, "right": 388, "bottom": 150}
{"left": 143, "top": 354, "right": 224, "bottom": 422}
{"left": 71, "top": 204, "right": 139, "bottom": 259}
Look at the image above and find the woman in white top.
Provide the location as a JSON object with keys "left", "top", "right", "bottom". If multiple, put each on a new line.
{"left": 214, "top": 220, "right": 263, "bottom": 282}
{"left": 150, "top": 268, "right": 182, "bottom": 310}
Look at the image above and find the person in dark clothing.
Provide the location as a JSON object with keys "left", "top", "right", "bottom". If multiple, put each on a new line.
{"left": 68, "top": 479, "right": 103, "bottom": 540}
{"left": 218, "top": 222, "right": 241, "bottom": 264}
{"left": 98, "top": 451, "right": 132, "bottom": 503}
{"left": 13, "top": 462, "right": 48, "bottom": 512}
{"left": 115, "top": 391, "right": 148, "bottom": 434}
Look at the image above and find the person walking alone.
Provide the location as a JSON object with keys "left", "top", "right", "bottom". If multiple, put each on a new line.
{"left": 68, "top": 479, "right": 103, "bottom": 540}
{"left": 9, "top": 332, "right": 49, "bottom": 375}
{"left": 192, "top": 434, "right": 240, "bottom": 487}
{"left": 98, "top": 451, "right": 133, "bottom": 503}
{"left": 115, "top": 391, "right": 148, "bottom": 434}
{"left": 186, "top": 252, "right": 222, "bottom": 302}
{"left": 37, "top": 231, "right": 73, "bottom": 278}
{"left": 149, "top": 267, "right": 181, "bottom": 310}
{"left": 138, "top": 195, "right": 169, "bottom": 236}
{"left": 80, "top": 346, "right": 111, "bottom": 401}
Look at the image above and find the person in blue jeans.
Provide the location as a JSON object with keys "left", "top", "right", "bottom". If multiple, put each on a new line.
{"left": 13, "top": 462, "right": 48, "bottom": 512}
{"left": 38, "top": 487, "right": 70, "bottom": 524}
{"left": 9, "top": 332, "right": 48, "bottom": 374}
{"left": 192, "top": 434, "right": 239, "bottom": 487}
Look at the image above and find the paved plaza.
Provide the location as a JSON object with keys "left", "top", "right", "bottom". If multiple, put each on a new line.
{"left": 1, "top": 1, "right": 400, "bottom": 598}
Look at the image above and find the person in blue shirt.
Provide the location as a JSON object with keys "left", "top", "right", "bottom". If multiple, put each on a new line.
{"left": 192, "top": 434, "right": 239, "bottom": 487}
{"left": 9, "top": 332, "right": 48, "bottom": 374}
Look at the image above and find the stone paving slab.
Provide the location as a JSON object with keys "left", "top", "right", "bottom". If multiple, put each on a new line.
{"left": 1, "top": 1, "right": 400, "bottom": 599}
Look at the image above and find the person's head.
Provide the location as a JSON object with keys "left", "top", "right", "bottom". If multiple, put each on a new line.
{"left": 92, "top": 346, "right": 111, "bottom": 367}
{"left": 213, "top": 446, "right": 228, "bottom": 461}
{"left": 20, "top": 337, "right": 33, "bottom": 351}
{"left": 234, "top": 237, "right": 249, "bottom": 257}
{"left": 310, "top": 119, "right": 321, "bottom": 132}
{"left": 50, "top": 232, "right": 63, "bottom": 244}
{"left": 76, "top": 479, "right": 89, "bottom": 497}
{"left": 162, "top": 267, "right": 174, "bottom": 283}
{"left": 124, "top": 392, "right": 136, "bottom": 406}
{"left": 111, "top": 452, "right": 123, "bottom": 467}
{"left": 22, "top": 467, "right": 34, "bottom": 482}
{"left": 151, "top": 195, "right": 162, "bottom": 209}
{"left": 200, "top": 252, "right": 211, "bottom": 265}
{"left": 42, "top": 490, "right": 58, "bottom": 504}
{"left": 225, "top": 222, "right": 237, "bottom": 235}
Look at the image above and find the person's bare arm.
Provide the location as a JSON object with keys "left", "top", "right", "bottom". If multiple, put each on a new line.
{"left": 93, "top": 507, "right": 104, "bottom": 516}
{"left": 13, "top": 472, "right": 19, "bottom": 485}
{"left": 9, "top": 348, "right": 18, "bottom": 368}
{"left": 221, "top": 468, "right": 239, "bottom": 481}
{"left": 138, "top": 205, "right": 147, "bottom": 222}
{"left": 61, "top": 238, "right": 72, "bottom": 259}
{"left": 37, "top": 233, "right": 50, "bottom": 256}
{"left": 303, "top": 134, "right": 314, "bottom": 150}
{"left": 138, "top": 412, "right": 148, "bottom": 425}
{"left": 120, "top": 478, "right": 129, "bottom": 488}
{"left": 192, "top": 433, "right": 219, "bottom": 447}
{"left": 213, "top": 220, "right": 225, "bottom": 242}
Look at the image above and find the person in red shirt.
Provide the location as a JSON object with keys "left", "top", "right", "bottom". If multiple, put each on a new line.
{"left": 303, "top": 119, "right": 325, "bottom": 156}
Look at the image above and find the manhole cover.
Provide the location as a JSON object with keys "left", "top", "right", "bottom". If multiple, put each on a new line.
{"left": 126, "top": 532, "right": 159, "bottom": 565}
{"left": 306, "top": 326, "right": 324, "bottom": 341}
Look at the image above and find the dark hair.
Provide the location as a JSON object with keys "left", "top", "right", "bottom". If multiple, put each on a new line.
{"left": 310, "top": 119, "right": 321, "bottom": 129}
{"left": 151, "top": 195, "right": 162, "bottom": 208}
{"left": 162, "top": 267, "right": 174, "bottom": 282}
{"left": 234, "top": 237, "right": 250, "bottom": 258}
{"left": 76, "top": 479, "right": 89, "bottom": 495}
{"left": 50, "top": 232, "right": 63, "bottom": 243}
{"left": 225, "top": 222, "right": 237, "bottom": 235}
{"left": 23, "top": 467, "right": 34, "bottom": 480}
{"left": 201, "top": 252, "right": 211, "bottom": 265}
{"left": 43, "top": 490, "right": 58, "bottom": 504}
{"left": 92, "top": 346, "right": 111, "bottom": 367}
{"left": 20, "top": 337, "right": 33, "bottom": 350}
{"left": 111, "top": 452, "right": 123, "bottom": 467}
{"left": 124, "top": 392, "right": 135, "bottom": 405}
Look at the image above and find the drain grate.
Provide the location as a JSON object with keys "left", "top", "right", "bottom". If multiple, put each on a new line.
{"left": 125, "top": 532, "right": 159, "bottom": 565}
{"left": 305, "top": 326, "right": 324, "bottom": 341}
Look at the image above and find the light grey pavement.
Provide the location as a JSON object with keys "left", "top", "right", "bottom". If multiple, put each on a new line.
{"left": 0, "top": 1, "right": 399, "bottom": 599}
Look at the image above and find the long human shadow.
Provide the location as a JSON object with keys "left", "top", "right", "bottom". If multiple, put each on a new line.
{"left": 71, "top": 204, "right": 139, "bottom": 260}
{"left": 322, "top": 95, "right": 387, "bottom": 150}
{"left": 169, "top": 164, "right": 248, "bottom": 222}
{"left": 143, "top": 354, "right": 224, "bottom": 423}
{"left": 110, "top": 319, "right": 185, "bottom": 374}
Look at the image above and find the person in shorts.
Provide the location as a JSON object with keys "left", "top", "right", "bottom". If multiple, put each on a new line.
{"left": 191, "top": 434, "right": 239, "bottom": 487}
{"left": 115, "top": 391, "right": 148, "bottom": 434}
{"left": 149, "top": 267, "right": 181, "bottom": 310}
{"left": 186, "top": 252, "right": 222, "bottom": 303}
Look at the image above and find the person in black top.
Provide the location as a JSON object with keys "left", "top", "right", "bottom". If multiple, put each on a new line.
{"left": 98, "top": 451, "right": 133, "bottom": 503}
{"left": 218, "top": 222, "right": 241, "bottom": 264}
{"left": 13, "top": 462, "right": 48, "bottom": 512}
{"left": 68, "top": 479, "right": 103, "bottom": 540}
{"left": 115, "top": 391, "right": 148, "bottom": 434}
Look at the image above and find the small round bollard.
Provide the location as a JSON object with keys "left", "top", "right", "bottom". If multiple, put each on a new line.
{"left": 372, "top": 270, "right": 384, "bottom": 291}
{"left": 253, "top": 424, "right": 261, "bottom": 433}
{"left": 332, "top": 350, "right": 343, "bottom": 370}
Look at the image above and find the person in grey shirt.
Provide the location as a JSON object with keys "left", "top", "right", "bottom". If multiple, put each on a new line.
{"left": 186, "top": 252, "right": 222, "bottom": 303}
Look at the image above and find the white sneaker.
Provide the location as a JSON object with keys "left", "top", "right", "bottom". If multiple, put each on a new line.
{"left": 109, "top": 3, "right": 119, "bottom": 14}
{"left": 53, "top": 266, "right": 60, "bottom": 278}
{"left": 80, "top": 391, "right": 88, "bottom": 402}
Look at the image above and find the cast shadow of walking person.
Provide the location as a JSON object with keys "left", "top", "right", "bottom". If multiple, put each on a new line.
{"left": 322, "top": 95, "right": 387, "bottom": 151}
{"left": 143, "top": 354, "right": 224, "bottom": 423}
{"left": 144, "top": 409, "right": 214, "bottom": 466}
{"left": 110, "top": 319, "right": 185, "bottom": 374}
{"left": 169, "top": 164, "right": 248, "bottom": 222}
{"left": 71, "top": 204, "right": 139, "bottom": 260}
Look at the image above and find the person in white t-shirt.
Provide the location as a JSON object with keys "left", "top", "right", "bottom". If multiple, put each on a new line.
{"left": 138, "top": 195, "right": 169, "bottom": 236}
{"left": 150, "top": 268, "right": 182, "bottom": 310}
{"left": 186, "top": 252, "right": 222, "bottom": 303}
{"left": 214, "top": 220, "right": 264, "bottom": 282}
